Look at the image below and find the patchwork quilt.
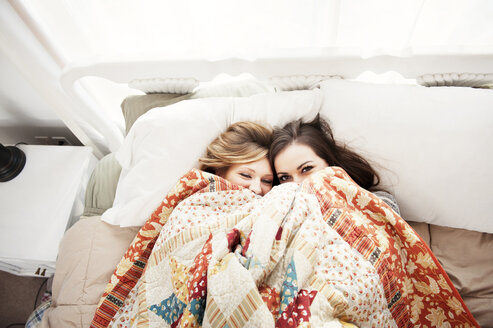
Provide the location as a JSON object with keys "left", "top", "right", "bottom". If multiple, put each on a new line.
{"left": 91, "top": 168, "right": 478, "bottom": 327}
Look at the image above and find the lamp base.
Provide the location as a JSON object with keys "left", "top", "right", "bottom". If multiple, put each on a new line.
{"left": 0, "top": 146, "right": 26, "bottom": 182}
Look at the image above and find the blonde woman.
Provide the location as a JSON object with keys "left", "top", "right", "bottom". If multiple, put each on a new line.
{"left": 200, "top": 121, "right": 274, "bottom": 196}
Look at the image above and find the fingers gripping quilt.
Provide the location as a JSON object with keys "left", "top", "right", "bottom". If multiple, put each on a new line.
{"left": 91, "top": 168, "right": 478, "bottom": 328}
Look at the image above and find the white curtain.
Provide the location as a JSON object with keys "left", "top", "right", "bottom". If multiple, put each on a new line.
{"left": 23, "top": 0, "right": 493, "bottom": 61}
{"left": 336, "top": 0, "right": 493, "bottom": 57}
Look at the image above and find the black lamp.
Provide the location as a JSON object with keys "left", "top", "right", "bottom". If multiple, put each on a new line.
{"left": 0, "top": 143, "right": 26, "bottom": 182}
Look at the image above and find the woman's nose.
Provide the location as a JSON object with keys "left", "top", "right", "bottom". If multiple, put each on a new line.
{"left": 248, "top": 179, "right": 262, "bottom": 195}
{"left": 293, "top": 175, "right": 304, "bottom": 184}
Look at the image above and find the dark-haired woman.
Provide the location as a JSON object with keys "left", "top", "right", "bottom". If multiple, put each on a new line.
{"left": 270, "top": 116, "right": 400, "bottom": 214}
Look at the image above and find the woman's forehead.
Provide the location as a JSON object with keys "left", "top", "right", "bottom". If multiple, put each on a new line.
{"left": 277, "top": 143, "right": 318, "bottom": 159}
{"left": 274, "top": 143, "right": 324, "bottom": 169}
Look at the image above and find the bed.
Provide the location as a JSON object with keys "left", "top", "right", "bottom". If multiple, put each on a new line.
{"left": 37, "top": 62, "right": 493, "bottom": 327}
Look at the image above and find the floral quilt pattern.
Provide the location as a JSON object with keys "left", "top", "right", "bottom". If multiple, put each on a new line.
{"left": 91, "top": 168, "right": 478, "bottom": 328}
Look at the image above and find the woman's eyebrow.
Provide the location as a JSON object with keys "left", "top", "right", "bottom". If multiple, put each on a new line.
{"left": 244, "top": 168, "right": 273, "bottom": 178}
{"left": 277, "top": 161, "right": 315, "bottom": 175}
{"left": 297, "top": 161, "right": 313, "bottom": 170}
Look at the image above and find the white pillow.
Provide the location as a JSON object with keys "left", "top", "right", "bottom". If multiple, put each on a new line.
{"left": 102, "top": 90, "right": 322, "bottom": 227}
{"left": 319, "top": 80, "right": 493, "bottom": 234}
{"left": 103, "top": 79, "right": 493, "bottom": 234}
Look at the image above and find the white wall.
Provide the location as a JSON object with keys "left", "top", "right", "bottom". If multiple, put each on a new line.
{"left": 0, "top": 1, "right": 83, "bottom": 147}
{"left": 0, "top": 48, "right": 80, "bottom": 144}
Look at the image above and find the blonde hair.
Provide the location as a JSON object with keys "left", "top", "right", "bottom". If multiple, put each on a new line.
{"left": 199, "top": 121, "right": 273, "bottom": 174}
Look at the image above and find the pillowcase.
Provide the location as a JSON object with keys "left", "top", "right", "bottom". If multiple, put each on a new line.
{"left": 83, "top": 153, "right": 122, "bottom": 216}
{"left": 102, "top": 90, "right": 322, "bottom": 226}
{"left": 121, "top": 94, "right": 192, "bottom": 135}
{"left": 122, "top": 78, "right": 277, "bottom": 134}
{"left": 318, "top": 79, "right": 493, "bottom": 233}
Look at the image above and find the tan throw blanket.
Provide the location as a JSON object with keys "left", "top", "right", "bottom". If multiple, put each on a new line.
{"left": 91, "top": 168, "right": 478, "bottom": 327}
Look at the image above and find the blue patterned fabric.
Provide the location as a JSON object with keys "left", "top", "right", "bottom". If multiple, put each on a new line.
{"left": 149, "top": 293, "right": 186, "bottom": 324}
{"left": 280, "top": 257, "right": 298, "bottom": 313}
{"left": 26, "top": 299, "right": 52, "bottom": 328}
{"left": 187, "top": 297, "right": 206, "bottom": 324}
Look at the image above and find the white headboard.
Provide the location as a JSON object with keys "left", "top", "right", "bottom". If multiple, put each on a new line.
{"left": 61, "top": 52, "right": 493, "bottom": 84}
{"left": 59, "top": 52, "right": 493, "bottom": 157}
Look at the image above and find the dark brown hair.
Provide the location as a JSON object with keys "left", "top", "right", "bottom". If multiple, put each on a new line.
{"left": 200, "top": 121, "right": 273, "bottom": 175}
{"left": 270, "top": 116, "right": 381, "bottom": 190}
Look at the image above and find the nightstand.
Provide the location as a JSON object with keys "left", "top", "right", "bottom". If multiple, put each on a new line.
{"left": 0, "top": 145, "right": 97, "bottom": 277}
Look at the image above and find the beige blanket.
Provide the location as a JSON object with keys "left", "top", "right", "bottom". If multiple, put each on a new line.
{"left": 40, "top": 216, "right": 138, "bottom": 328}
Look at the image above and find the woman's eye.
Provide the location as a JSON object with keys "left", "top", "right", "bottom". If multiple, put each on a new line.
{"left": 278, "top": 175, "right": 290, "bottom": 182}
{"left": 239, "top": 173, "right": 251, "bottom": 179}
{"left": 301, "top": 166, "right": 314, "bottom": 174}
{"left": 261, "top": 179, "right": 273, "bottom": 185}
